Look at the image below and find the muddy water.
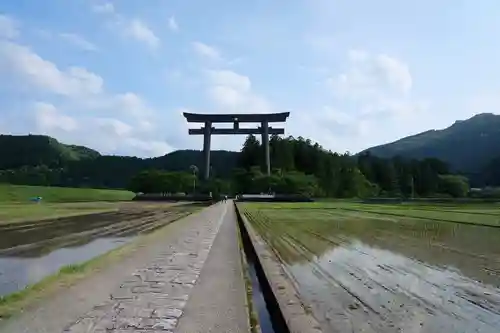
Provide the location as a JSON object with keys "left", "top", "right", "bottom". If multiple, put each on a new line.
{"left": 0, "top": 205, "right": 197, "bottom": 297}
{"left": 273, "top": 212, "right": 500, "bottom": 332}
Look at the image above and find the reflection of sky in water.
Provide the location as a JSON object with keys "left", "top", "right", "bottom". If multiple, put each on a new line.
{"left": 288, "top": 240, "right": 500, "bottom": 333}
{"left": 248, "top": 263, "right": 275, "bottom": 333}
{"left": 0, "top": 237, "right": 130, "bottom": 296}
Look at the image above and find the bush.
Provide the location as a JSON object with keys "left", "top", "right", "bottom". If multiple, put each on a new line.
{"left": 438, "top": 175, "right": 469, "bottom": 198}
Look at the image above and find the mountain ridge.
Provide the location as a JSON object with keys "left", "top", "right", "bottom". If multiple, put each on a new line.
{"left": 360, "top": 113, "right": 500, "bottom": 181}
{"left": 2, "top": 112, "right": 500, "bottom": 188}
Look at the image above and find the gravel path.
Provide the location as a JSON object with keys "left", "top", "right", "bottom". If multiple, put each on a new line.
{"left": 0, "top": 201, "right": 249, "bottom": 333}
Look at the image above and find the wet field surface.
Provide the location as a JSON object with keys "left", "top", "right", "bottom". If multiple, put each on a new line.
{"left": 0, "top": 202, "right": 204, "bottom": 296}
{"left": 244, "top": 203, "right": 500, "bottom": 333}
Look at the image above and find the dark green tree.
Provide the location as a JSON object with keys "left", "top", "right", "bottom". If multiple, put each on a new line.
{"left": 438, "top": 175, "right": 469, "bottom": 197}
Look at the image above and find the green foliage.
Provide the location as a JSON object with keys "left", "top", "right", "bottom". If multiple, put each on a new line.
{"left": 359, "top": 113, "right": 500, "bottom": 186}
{"left": 238, "top": 135, "right": 262, "bottom": 169}
{"left": 128, "top": 170, "right": 195, "bottom": 194}
{"left": 482, "top": 156, "right": 500, "bottom": 187}
{"left": 237, "top": 135, "right": 377, "bottom": 197}
{"left": 197, "top": 178, "right": 231, "bottom": 200}
{"left": 438, "top": 175, "right": 470, "bottom": 198}
{"left": 0, "top": 134, "right": 99, "bottom": 170}
{"left": 0, "top": 135, "right": 238, "bottom": 189}
{"left": 0, "top": 133, "right": 475, "bottom": 199}
{"left": 358, "top": 152, "right": 454, "bottom": 198}
{"left": 254, "top": 171, "right": 320, "bottom": 197}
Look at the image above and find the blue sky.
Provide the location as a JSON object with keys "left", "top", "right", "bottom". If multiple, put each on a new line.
{"left": 0, "top": 0, "right": 499, "bottom": 157}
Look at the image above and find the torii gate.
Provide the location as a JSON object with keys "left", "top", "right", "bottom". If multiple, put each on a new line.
{"left": 183, "top": 112, "right": 290, "bottom": 180}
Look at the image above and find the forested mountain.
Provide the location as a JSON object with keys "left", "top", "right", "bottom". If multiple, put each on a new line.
{"left": 232, "top": 135, "right": 468, "bottom": 197}
{"left": 360, "top": 113, "right": 500, "bottom": 183}
{"left": 128, "top": 135, "right": 469, "bottom": 198}
{"left": 0, "top": 132, "right": 490, "bottom": 196}
{"left": 0, "top": 135, "right": 100, "bottom": 169}
{"left": 0, "top": 135, "right": 238, "bottom": 189}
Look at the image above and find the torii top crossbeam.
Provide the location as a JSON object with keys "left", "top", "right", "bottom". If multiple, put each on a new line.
{"left": 183, "top": 112, "right": 290, "bottom": 180}
{"left": 183, "top": 112, "right": 290, "bottom": 123}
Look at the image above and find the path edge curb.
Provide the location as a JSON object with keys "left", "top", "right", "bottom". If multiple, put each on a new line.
{"left": 236, "top": 205, "right": 323, "bottom": 333}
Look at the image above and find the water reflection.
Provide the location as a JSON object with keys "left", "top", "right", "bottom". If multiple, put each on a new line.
{"left": 289, "top": 241, "right": 500, "bottom": 332}
{"left": 0, "top": 237, "right": 130, "bottom": 296}
{"left": 258, "top": 209, "right": 500, "bottom": 332}
{"left": 0, "top": 211, "right": 155, "bottom": 255}
{"left": 0, "top": 204, "right": 200, "bottom": 297}
{"left": 273, "top": 211, "right": 500, "bottom": 286}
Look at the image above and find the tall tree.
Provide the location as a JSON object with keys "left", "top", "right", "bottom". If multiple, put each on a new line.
{"left": 238, "top": 135, "right": 261, "bottom": 169}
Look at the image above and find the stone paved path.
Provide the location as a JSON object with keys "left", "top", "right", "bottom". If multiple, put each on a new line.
{"left": 1, "top": 201, "right": 249, "bottom": 333}
{"left": 176, "top": 200, "right": 249, "bottom": 333}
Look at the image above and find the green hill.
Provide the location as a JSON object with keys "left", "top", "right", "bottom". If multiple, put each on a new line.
{"left": 360, "top": 113, "right": 500, "bottom": 178}
{"left": 0, "top": 133, "right": 478, "bottom": 196}
{"left": 0, "top": 135, "right": 100, "bottom": 169}
{"left": 2, "top": 116, "right": 500, "bottom": 192}
{"left": 0, "top": 135, "right": 238, "bottom": 189}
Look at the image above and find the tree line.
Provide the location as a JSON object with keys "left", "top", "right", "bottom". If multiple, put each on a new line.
{"left": 128, "top": 135, "right": 470, "bottom": 198}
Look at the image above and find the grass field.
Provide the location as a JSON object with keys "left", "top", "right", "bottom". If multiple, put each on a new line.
{"left": 244, "top": 201, "right": 500, "bottom": 226}
{"left": 0, "top": 184, "right": 134, "bottom": 203}
{"left": 0, "top": 202, "right": 122, "bottom": 224}
{"left": 0, "top": 184, "right": 135, "bottom": 223}
{"left": 239, "top": 201, "right": 500, "bottom": 332}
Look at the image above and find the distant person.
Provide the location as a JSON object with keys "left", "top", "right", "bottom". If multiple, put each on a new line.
{"left": 224, "top": 195, "right": 228, "bottom": 202}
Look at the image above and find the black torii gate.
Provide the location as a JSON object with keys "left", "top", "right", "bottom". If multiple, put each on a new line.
{"left": 183, "top": 112, "right": 290, "bottom": 180}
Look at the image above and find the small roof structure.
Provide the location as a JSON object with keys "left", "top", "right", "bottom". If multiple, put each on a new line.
{"left": 183, "top": 112, "right": 290, "bottom": 123}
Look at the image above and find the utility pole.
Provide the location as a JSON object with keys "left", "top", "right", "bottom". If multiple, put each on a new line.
{"left": 411, "top": 176, "right": 415, "bottom": 199}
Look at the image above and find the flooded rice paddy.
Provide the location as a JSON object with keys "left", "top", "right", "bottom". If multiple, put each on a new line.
{"left": 243, "top": 202, "right": 500, "bottom": 333}
{"left": 0, "top": 202, "right": 203, "bottom": 297}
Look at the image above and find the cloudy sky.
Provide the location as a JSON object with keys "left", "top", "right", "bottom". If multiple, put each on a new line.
{"left": 0, "top": 0, "right": 499, "bottom": 157}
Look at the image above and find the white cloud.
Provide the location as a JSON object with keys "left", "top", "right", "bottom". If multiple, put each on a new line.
{"left": 113, "top": 92, "right": 155, "bottom": 119}
{"left": 59, "top": 33, "right": 98, "bottom": 51}
{"left": 205, "top": 70, "right": 251, "bottom": 92}
{"left": 92, "top": 2, "right": 115, "bottom": 14}
{"left": 333, "top": 50, "right": 413, "bottom": 98}
{"left": 0, "top": 41, "right": 103, "bottom": 97}
{"left": 208, "top": 86, "right": 246, "bottom": 108}
{"left": 168, "top": 16, "right": 179, "bottom": 32}
{"left": 0, "top": 38, "right": 172, "bottom": 156}
{"left": 35, "top": 30, "right": 98, "bottom": 52}
{"left": 296, "top": 50, "right": 429, "bottom": 153}
{"left": 375, "top": 54, "right": 412, "bottom": 94}
{"left": 0, "top": 14, "right": 19, "bottom": 39}
{"left": 72, "top": 119, "right": 172, "bottom": 157}
{"left": 34, "top": 102, "right": 78, "bottom": 132}
{"left": 123, "top": 138, "right": 173, "bottom": 157}
{"left": 192, "top": 42, "right": 221, "bottom": 61}
{"left": 328, "top": 50, "right": 415, "bottom": 116}
{"left": 124, "top": 19, "right": 160, "bottom": 49}
{"left": 95, "top": 118, "right": 133, "bottom": 137}
{"left": 204, "top": 69, "right": 272, "bottom": 114}
{"left": 91, "top": 4, "right": 159, "bottom": 50}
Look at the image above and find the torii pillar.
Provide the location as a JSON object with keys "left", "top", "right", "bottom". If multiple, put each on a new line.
{"left": 203, "top": 121, "right": 211, "bottom": 180}
{"left": 261, "top": 120, "right": 270, "bottom": 176}
{"left": 183, "top": 112, "right": 290, "bottom": 180}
